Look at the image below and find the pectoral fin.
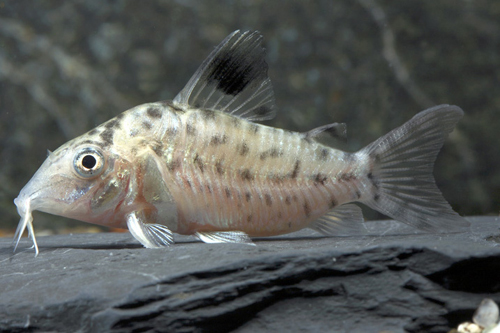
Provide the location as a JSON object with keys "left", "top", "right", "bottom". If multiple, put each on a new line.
{"left": 141, "top": 153, "right": 178, "bottom": 230}
{"left": 126, "top": 211, "right": 174, "bottom": 248}
{"left": 196, "top": 231, "right": 255, "bottom": 245}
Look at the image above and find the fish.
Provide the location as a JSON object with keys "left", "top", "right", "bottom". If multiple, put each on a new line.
{"left": 13, "top": 30, "right": 469, "bottom": 255}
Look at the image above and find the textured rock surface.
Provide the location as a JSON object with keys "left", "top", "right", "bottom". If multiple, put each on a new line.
{"left": 1, "top": 216, "right": 499, "bottom": 332}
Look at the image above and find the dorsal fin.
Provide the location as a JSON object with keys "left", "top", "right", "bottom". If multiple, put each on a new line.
{"left": 173, "top": 30, "right": 276, "bottom": 121}
{"left": 302, "top": 122, "right": 347, "bottom": 144}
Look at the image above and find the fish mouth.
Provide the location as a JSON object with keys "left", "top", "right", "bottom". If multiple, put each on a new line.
{"left": 12, "top": 177, "right": 61, "bottom": 256}
{"left": 13, "top": 194, "right": 39, "bottom": 256}
{"left": 12, "top": 177, "right": 85, "bottom": 256}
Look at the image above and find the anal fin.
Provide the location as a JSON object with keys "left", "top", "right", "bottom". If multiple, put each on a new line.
{"left": 127, "top": 211, "right": 174, "bottom": 248}
{"left": 196, "top": 231, "right": 255, "bottom": 245}
{"left": 309, "top": 204, "right": 367, "bottom": 236}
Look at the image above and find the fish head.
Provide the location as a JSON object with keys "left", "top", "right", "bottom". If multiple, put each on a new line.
{"left": 14, "top": 138, "right": 134, "bottom": 254}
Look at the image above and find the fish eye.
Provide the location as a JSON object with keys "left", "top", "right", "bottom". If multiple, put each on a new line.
{"left": 74, "top": 147, "right": 105, "bottom": 178}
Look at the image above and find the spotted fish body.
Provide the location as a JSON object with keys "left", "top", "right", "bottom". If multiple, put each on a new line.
{"left": 13, "top": 31, "right": 469, "bottom": 255}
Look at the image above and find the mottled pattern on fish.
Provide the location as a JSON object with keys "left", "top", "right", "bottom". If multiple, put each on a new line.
{"left": 74, "top": 101, "right": 362, "bottom": 235}
{"left": 13, "top": 30, "right": 469, "bottom": 255}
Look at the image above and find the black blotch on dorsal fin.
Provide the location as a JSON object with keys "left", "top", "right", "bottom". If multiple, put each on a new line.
{"left": 173, "top": 30, "right": 276, "bottom": 122}
{"left": 302, "top": 123, "right": 347, "bottom": 144}
{"left": 206, "top": 35, "right": 267, "bottom": 96}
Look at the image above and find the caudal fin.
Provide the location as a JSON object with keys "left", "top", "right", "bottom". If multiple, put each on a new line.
{"left": 358, "top": 105, "right": 469, "bottom": 232}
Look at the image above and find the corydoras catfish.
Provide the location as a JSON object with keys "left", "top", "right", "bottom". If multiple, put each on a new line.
{"left": 13, "top": 30, "right": 469, "bottom": 255}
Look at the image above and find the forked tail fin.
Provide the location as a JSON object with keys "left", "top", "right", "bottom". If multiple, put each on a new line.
{"left": 358, "top": 105, "right": 469, "bottom": 232}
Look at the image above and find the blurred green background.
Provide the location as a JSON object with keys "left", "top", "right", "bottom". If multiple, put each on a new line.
{"left": 1, "top": 0, "right": 499, "bottom": 234}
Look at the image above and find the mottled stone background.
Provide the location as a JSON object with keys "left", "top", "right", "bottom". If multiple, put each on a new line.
{"left": 1, "top": 0, "right": 499, "bottom": 232}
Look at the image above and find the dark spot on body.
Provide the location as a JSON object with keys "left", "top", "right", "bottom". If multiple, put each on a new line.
{"left": 194, "top": 154, "right": 204, "bottom": 173}
{"left": 240, "top": 168, "right": 254, "bottom": 181}
{"left": 340, "top": 173, "right": 356, "bottom": 181}
{"left": 147, "top": 107, "right": 162, "bottom": 119}
{"left": 87, "top": 129, "right": 99, "bottom": 136}
{"left": 206, "top": 184, "right": 212, "bottom": 193}
{"left": 185, "top": 179, "right": 192, "bottom": 188}
{"left": 215, "top": 159, "right": 225, "bottom": 175}
{"left": 355, "top": 190, "right": 362, "bottom": 199}
{"left": 303, "top": 202, "right": 311, "bottom": 218}
{"left": 277, "top": 212, "right": 282, "bottom": 219}
{"left": 186, "top": 122, "right": 196, "bottom": 136}
{"left": 319, "top": 148, "right": 330, "bottom": 161}
{"left": 247, "top": 214, "right": 253, "bottom": 222}
{"left": 329, "top": 197, "right": 337, "bottom": 209}
{"left": 167, "top": 159, "right": 181, "bottom": 172}
{"left": 225, "top": 187, "right": 232, "bottom": 198}
{"left": 260, "top": 148, "right": 282, "bottom": 160}
{"left": 245, "top": 192, "right": 252, "bottom": 202}
{"left": 288, "top": 222, "right": 292, "bottom": 229}
{"left": 166, "top": 127, "right": 178, "bottom": 137}
{"left": 344, "top": 152, "right": 356, "bottom": 162}
{"left": 210, "top": 134, "right": 228, "bottom": 146}
{"left": 100, "top": 129, "right": 114, "bottom": 146}
{"left": 105, "top": 119, "right": 120, "bottom": 130}
{"left": 200, "top": 109, "right": 216, "bottom": 121}
{"left": 231, "top": 117, "right": 241, "bottom": 128}
{"left": 116, "top": 113, "right": 125, "bottom": 119}
{"left": 143, "top": 122, "right": 152, "bottom": 130}
{"left": 239, "top": 142, "right": 250, "bottom": 156}
{"left": 374, "top": 193, "right": 380, "bottom": 202}
{"left": 269, "top": 173, "right": 285, "bottom": 183}
{"left": 314, "top": 173, "right": 328, "bottom": 185}
{"left": 285, "top": 196, "right": 291, "bottom": 205}
{"left": 151, "top": 142, "right": 164, "bottom": 157}
{"left": 264, "top": 193, "right": 273, "bottom": 206}
{"left": 249, "top": 123, "right": 260, "bottom": 134}
{"left": 291, "top": 160, "right": 301, "bottom": 179}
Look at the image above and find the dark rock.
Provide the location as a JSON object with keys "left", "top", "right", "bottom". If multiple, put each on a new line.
{"left": 1, "top": 216, "right": 499, "bottom": 332}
